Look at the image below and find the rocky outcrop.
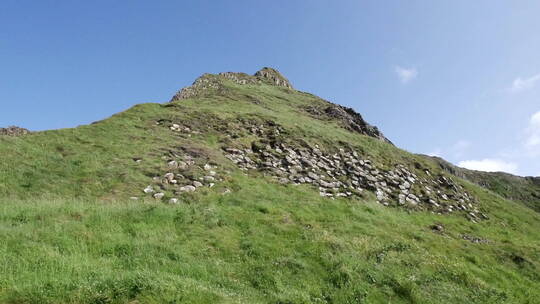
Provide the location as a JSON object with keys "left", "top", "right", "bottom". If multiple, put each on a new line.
{"left": 326, "top": 105, "right": 389, "bottom": 143}
{"left": 170, "top": 67, "right": 293, "bottom": 101}
{"left": 0, "top": 126, "right": 30, "bottom": 137}
{"left": 254, "top": 67, "right": 293, "bottom": 89}
{"left": 305, "top": 104, "right": 391, "bottom": 144}
{"left": 170, "top": 73, "right": 223, "bottom": 100}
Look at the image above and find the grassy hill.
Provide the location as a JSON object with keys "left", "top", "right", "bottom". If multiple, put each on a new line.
{"left": 0, "top": 68, "right": 539, "bottom": 303}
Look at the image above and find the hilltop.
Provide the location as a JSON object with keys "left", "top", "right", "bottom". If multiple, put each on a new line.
{"left": 0, "top": 68, "right": 538, "bottom": 303}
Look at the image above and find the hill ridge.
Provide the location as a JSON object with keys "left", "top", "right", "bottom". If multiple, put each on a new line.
{"left": 0, "top": 67, "right": 539, "bottom": 303}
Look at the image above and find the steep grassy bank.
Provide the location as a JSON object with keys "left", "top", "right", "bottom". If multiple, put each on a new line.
{"left": 1, "top": 175, "right": 539, "bottom": 303}
{"left": 427, "top": 156, "right": 540, "bottom": 212}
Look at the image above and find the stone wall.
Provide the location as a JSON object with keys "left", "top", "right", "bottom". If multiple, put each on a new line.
{"left": 145, "top": 116, "right": 486, "bottom": 222}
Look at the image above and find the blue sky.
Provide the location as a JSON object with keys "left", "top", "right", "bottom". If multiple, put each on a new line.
{"left": 1, "top": 1, "right": 539, "bottom": 176}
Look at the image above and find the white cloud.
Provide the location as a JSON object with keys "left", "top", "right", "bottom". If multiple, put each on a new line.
{"left": 446, "top": 112, "right": 540, "bottom": 176}
{"left": 510, "top": 74, "right": 540, "bottom": 92}
{"left": 451, "top": 140, "right": 471, "bottom": 158}
{"left": 395, "top": 66, "right": 417, "bottom": 83}
{"left": 525, "top": 111, "right": 540, "bottom": 149}
{"left": 457, "top": 159, "right": 518, "bottom": 174}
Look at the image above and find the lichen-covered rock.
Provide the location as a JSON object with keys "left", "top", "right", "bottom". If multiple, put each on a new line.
{"left": 0, "top": 126, "right": 30, "bottom": 136}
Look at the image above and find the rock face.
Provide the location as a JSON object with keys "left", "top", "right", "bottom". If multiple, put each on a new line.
{"left": 254, "top": 67, "right": 293, "bottom": 89}
{"left": 0, "top": 126, "right": 30, "bottom": 137}
{"left": 306, "top": 104, "right": 391, "bottom": 144}
{"left": 170, "top": 67, "right": 293, "bottom": 101}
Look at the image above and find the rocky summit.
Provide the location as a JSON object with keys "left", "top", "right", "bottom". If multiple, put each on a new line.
{"left": 0, "top": 67, "right": 539, "bottom": 303}
{"left": 171, "top": 67, "right": 293, "bottom": 101}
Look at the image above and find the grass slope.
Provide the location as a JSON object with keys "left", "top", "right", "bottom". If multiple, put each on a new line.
{"left": 1, "top": 177, "right": 539, "bottom": 303}
{"left": 427, "top": 156, "right": 540, "bottom": 212}
{"left": 0, "top": 78, "right": 539, "bottom": 303}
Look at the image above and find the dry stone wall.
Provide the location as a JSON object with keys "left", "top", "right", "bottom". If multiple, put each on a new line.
{"left": 223, "top": 141, "right": 485, "bottom": 221}
{"left": 142, "top": 116, "right": 486, "bottom": 221}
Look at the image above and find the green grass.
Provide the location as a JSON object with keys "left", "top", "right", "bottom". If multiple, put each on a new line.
{"left": 1, "top": 175, "right": 539, "bottom": 303}
{"left": 0, "top": 77, "right": 539, "bottom": 303}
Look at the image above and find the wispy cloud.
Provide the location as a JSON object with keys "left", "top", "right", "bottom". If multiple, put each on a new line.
{"left": 448, "top": 111, "right": 540, "bottom": 176}
{"left": 427, "top": 148, "right": 442, "bottom": 157}
{"left": 427, "top": 140, "right": 470, "bottom": 159}
{"left": 510, "top": 74, "right": 540, "bottom": 92}
{"left": 395, "top": 66, "right": 417, "bottom": 83}
{"left": 525, "top": 111, "right": 540, "bottom": 149}
{"left": 457, "top": 159, "right": 518, "bottom": 174}
{"left": 451, "top": 140, "right": 470, "bottom": 158}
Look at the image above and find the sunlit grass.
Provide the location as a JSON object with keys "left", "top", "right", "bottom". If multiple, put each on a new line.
{"left": 0, "top": 174, "right": 538, "bottom": 303}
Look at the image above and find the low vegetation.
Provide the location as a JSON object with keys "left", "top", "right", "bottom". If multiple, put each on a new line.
{"left": 1, "top": 177, "right": 539, "bottom": 303}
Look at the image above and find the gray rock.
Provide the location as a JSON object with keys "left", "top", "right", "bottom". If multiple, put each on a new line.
{"left": 308, "top": 172, "right": 320, "bottom": 180}
{"left": 143, "top": 186, "right": 154, "bottom": 194}
{"left": 167, "top": 160, "right": 178, "bottom": 169}
{"left": 179, "top": 185, "right": 196, "bottom": 192}
{"left": 164, "top": 173, "right": 175, "bottom": 181}
{"left": 193, "top": 181, "right": 203, "bottom": 188}
{"left": 177, "top": 161, "right": 188, "bottom": 170}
